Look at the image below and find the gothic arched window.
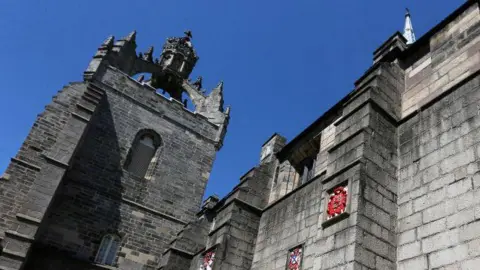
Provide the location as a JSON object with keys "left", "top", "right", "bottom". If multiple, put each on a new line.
{"left": 125, "top": 130, "right": 162, "bottom": 178}
{"left": 95, "top": 234, "right": 120, "bottom": 266}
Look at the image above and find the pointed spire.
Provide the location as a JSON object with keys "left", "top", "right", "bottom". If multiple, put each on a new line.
{"left": 209, "top": 80, "right": 224, "bottom": 97}
{"left": 143, "top": 46, "right": 154, "bottom": 62}
{"left": 403, "top": 8, "right": 416, "bottom": 45}
{"left": 102, "top": 35, "right": 114, "bottom": 48}
{"left": 123, "top": 30, "right": 137, "bottom": 42}
{"left": 213, "top": 81, "right": 224, "bottom": 93}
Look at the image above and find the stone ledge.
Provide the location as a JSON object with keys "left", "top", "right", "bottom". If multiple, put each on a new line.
{"left": 42, "top": 154, "right": 69, "bottom": 169}
{"left": 85, "top": 88, "right": 104, "bottom": 99}
{"left": 327, "top": 128, "right": 367, "bottom": 154}
{"left": 15, "top": 214, "right": 41, "bottom": 225}
{"left": 162, "top": 247, "right": 194, "bottom": 257}
{"left": 208, "top": 221, "right": 230, "bottom": 237}
{"left": 71, "top": 112, "right": 90, "bottom": 123}
{"left": 81, "top": 94, "right": 100, "bottom": 105}
{"left": 322, "top": 157, "right": 364, "bottom": 184}
{"left": 87, "top": 83, "right": 106, "bottom": 95}
{"left": 10, "top": 158, "right": 41, "bottom": 172}
{"left": 5, "top": 231, "right": 34, "bottom": 243}
{"left": 121, "top": 198, "right": 187, "bottom": 225}
{"left": 1, "top": 248, "right": 26, "bottom": 259}
{"left": 84, "top": 92, "right": 102, "bottom": 104}
{"left": 215, "top": 198, "right": 262, "bottom": 217}
{"left": 0, "top": 266, "right": 19, "bottom": 270}
{"left": 92, "top": 263, "right": 117, "bottom": 270}
{"left": 335, "top": 95, "right": 398, "bottom": 128}
{"left": 76, "top": 102, "right": 95, "bottom": 114}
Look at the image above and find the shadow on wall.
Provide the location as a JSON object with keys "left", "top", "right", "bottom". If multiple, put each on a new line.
{"left": 24, "top": 97, "right": 125, "bottom": 269}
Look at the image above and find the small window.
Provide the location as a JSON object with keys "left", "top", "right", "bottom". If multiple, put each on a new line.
{"left": 125, "top": 131, "right": 161, "bottom": 178}
{"left": 95, "top": 234, "right": 120, "bottom": 266}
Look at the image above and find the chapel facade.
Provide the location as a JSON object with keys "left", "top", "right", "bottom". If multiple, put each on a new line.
{"left": 2, "top": 1, "right": 480, "bottom": 270}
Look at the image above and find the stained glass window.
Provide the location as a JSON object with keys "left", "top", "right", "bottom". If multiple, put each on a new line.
{"left": 287, "top": 246, "right": 302, "bottom": 270}
{"left": 327, "top": 186, "right": 348, "bottom": 219}
{"left": 199, "top": 250, "right": 215, "bottom": 270}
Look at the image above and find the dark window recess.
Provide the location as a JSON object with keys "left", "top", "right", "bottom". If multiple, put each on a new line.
{"left": 124, "top": 131, "right": 162, "bottom": 178}
{"left": 273, "top": 165, "right": 280, "bottom": 185}
{"left": 299, "top": 158, "right": 315, "bottom": 184}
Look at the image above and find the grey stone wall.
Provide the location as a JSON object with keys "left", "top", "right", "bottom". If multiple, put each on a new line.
{"left": 0, "top": 82, "right": 103, "bottom": 269}
{"left": 0, "top": 32, "right": 227, "bottom": 269}
{"left": 31, "top": 69, "right": 223, "bottom": 268}
{"left": 397, "top": 74, "right": 480, "bottom": 269}
{"left": 0, "top": 83, "right": 85, "bottom": 239}
{"left": 251, "top": 174, "right": 324, "bottom": 270}
{"left": 4, "top": 2, "right": 480, "bottom": 270}
{"left": 402, "top": 2, "right": 480, "bottom": 117}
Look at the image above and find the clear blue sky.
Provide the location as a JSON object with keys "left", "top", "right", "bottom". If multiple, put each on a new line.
{"left": 0, "top": 0, "right": 464, "bottom": 199}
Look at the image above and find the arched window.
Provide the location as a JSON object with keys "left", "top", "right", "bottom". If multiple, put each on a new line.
{"left": 95, "top": 234, "right": 120, "bottom": 266}
{"left": 125, "top": 131, "right": 162, "bottom": 178}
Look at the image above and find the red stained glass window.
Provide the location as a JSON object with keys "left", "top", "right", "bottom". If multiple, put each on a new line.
{"left": 200, "top": 250, "right": 215, "bottom": 270}
{"left": 327, "top": 186, "right": 348, "bottom": 219}
{"left": 287, "top": 246, "right": 302, "bottom": 270}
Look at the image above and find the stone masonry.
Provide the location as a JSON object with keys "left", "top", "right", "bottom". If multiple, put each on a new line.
{"left": 0, "top": 31, "right": 228, "bottom": 269}
{"left": 2, "top": 1, "right": 480, "bottom": 270}
{"left": 163, "top": 1, "right": 480, "bottom": 270}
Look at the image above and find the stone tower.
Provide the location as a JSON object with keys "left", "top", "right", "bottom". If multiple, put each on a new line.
{"left": 0, "top": 31, "right": 229, "bottom": 269}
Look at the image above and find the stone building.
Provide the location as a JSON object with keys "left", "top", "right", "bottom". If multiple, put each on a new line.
{"left": 2, "top": 1, "right": 480, "bottom": 269}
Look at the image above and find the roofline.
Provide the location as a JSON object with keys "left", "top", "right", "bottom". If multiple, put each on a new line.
{"left": 276, "top": 94, "right": 349, "bottom": 161}
{"left": 373, "top": 31, "right": 406, "bottom": 55}
{"left": 400, "top": 0, "right": 479, "bottom": 58}
{"left": 276, "top": 0, "right": 479, "bottom": 161}
{"left": 261, "top": 132, "right": 281, "bottom": 147}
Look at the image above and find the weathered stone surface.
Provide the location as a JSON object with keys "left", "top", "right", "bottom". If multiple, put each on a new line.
{"left": 2, "top": 1, "right": 480, "bottom": 270}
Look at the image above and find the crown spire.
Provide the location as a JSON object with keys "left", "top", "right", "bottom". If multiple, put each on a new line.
{"left": 403, "top": 8, "right": 416, "bottom": 45}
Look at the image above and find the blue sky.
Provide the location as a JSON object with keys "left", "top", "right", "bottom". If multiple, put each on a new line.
{"left": 0, "top": 0, "right": 464, "bottom": 199}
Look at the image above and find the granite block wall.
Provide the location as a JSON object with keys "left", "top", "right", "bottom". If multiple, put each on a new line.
{"left": 403, "top": 2, "right": 480, "bottom": 117}
{"left": 397, "top": 74, "right": 480, "bottom": 269}
{"left": 251, "top": 174, "right": 325, "bottom": 270}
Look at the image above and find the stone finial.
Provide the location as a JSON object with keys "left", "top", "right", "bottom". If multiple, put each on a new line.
{"left": 101, "top": 35, "right": 114, "bottom": 49}
{"left": 184, "top": 30, "right": 193, "bottom": 39}
{"left": 192, "top": 76, "right": 203, "bottom": 90}
{"left": 123, "top": 30, "right": 137, "bottom": 42}
{"left": 143, "top": 46, "right": 154, "bottom": 62}
{"left": 214, "top": 81, "right": 224, "bottom": 92}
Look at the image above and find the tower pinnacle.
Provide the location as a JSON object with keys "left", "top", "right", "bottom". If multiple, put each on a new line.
{"left": 403, "top": 8, "right": 416, "bottom": 45}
